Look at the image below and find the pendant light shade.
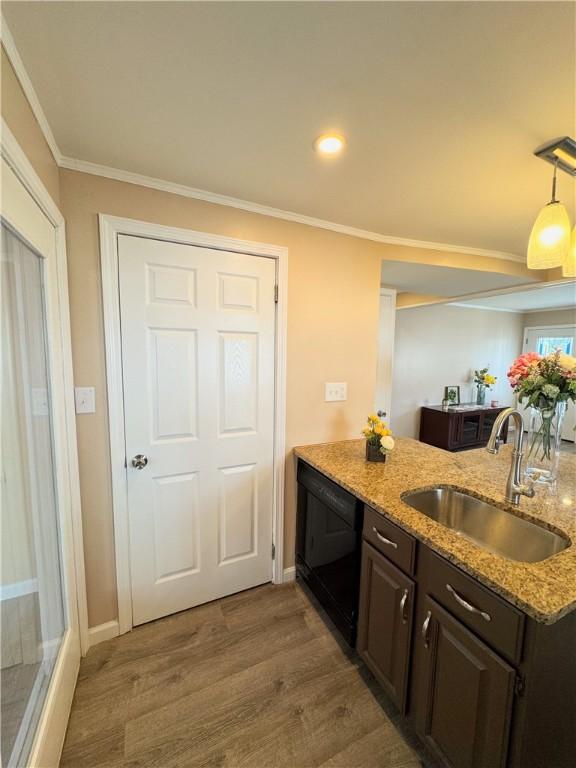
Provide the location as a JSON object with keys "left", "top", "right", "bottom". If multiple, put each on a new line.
{"left": 527, "top": 201, "right": 571, "bottom": 268}
{"left": 562, "top": 226, "right": 576, "bottom": 277}
{"left": 527, "top": 159, "right": 571, "bottom": 269}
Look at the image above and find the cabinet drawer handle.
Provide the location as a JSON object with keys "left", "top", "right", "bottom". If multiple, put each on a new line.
{"left": 399, "top": 588, "right": 409, "bottom": 623}
{"left": 446, "top": 584, "right": 491, "bottom": 622}
{"left": 372, "top": 527, "right": 398, "bottom": 549}
{"left": 422, "top": 610, "right": 432, "bottom": 648}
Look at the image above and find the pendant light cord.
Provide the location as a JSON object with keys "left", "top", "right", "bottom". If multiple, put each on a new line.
{"left": 551, "top": 158, "right": 558, "bottom": 203}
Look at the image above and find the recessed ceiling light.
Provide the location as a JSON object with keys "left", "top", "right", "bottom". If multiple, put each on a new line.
{"left": 314, "top": 133, "right": 346, "bottom": 156}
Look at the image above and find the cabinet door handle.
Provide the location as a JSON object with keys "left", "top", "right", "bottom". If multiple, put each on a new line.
{"left": 372, "top": 527, "right": 398, "bottom": 549}
{"left": 399, "top": 588, "right": 409, "bottom": 623}
{"left": 422, "top": 610, "right": 432, "bottom": 648}
{"left": 446, "top": 583, "right": 491, "bottom": 622}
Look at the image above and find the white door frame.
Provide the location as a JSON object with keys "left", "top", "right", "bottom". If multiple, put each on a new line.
{"left": 99, "top": 214, "right": 288, "bottom": 635}
{"left": 375, "top": 287, "right": 397, "bottom": 420}
{"left": 522, "top": 324, "right": 576, "bottom": 342}
{"left": 1, "top": 120, "right": 88, "bottom": 764}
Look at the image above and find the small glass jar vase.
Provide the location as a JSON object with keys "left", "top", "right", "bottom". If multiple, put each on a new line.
{"left": 476, "top": 384, "right": 486, "bottom": 406}
{"left": 366, "top": 441, "right": 386, "bottom": 463}
{"left": 525, "top": 401, "right": 566, "bottom": 485}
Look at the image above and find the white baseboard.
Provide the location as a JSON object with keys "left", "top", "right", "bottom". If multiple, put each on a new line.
{"left": 88, "top": 620, "right": 120, "bottom": 648}
{"left": 283, "top": 566, "right": 296, "bottom": 583}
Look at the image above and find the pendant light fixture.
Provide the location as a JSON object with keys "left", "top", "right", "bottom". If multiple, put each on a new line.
{"left": 527, "top": 158, "right": 571, "bottom": 269}
{"left": 562, "top": 226, "right": 576, "bottom": 277}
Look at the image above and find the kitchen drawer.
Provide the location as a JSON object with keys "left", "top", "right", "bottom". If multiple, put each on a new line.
{"left": 363, "top": 505, "right": 417, "bottom": 576}
{"left": 422, "top": 548, "right": 525, "bottom": 664}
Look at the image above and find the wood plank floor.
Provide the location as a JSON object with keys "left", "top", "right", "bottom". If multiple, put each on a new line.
{"left": 61, "top": 583, "right": 425, "bottom": 768}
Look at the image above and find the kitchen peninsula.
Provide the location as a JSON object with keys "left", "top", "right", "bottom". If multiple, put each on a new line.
{"left": 294, "top": 438, "right": 576, "bottom": 768}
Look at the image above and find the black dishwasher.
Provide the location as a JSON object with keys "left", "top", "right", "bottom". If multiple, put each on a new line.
{"left": 296, "top": 460, "right": 364, "bottom": 646}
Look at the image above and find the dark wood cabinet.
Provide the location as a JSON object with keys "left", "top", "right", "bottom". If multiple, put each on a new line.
{"left": 414, "top": 596, "right": 515, "bottom": 768}
{"left": 410, "top": 545, "right": 576, "bottom": 768}
{"left": 300, "top": 462, "right": 576, "bottom": 768}
{"left": 357, "top": 541, "right": 415, "bottom": 712}
{"left": 419, "top": 405, "right": 509, "bottom": 452}
{"left": 355, "top": 505, "right": 575, "bottom": 768}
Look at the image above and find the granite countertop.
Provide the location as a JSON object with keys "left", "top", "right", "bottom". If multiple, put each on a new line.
{"left": 294, "top": 437, "right": 576, "bottom": 624}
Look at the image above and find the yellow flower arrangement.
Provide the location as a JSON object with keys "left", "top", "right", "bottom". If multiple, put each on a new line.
{"left": 362, "top": 413, "right": 395, "bottom": 454}
{"left": 474, "top": 367, "right": 497, "bottom": 389}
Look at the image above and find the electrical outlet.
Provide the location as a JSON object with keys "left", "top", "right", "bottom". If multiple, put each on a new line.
{"left": 325, "top": 382, "right": 347, "bottom": 402}
{"left": 75, "top": 387, "right": 96, "bottom": 414}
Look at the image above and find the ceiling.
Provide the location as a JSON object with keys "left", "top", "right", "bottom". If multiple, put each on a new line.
{"left": 3, "top": 1, "right": 575, "bottom": 256}
{"left": 455, "top": 281, "right": 576, "bottom": 312}
{"left": 381, "top": 261, "right": 538, "bottom": 297}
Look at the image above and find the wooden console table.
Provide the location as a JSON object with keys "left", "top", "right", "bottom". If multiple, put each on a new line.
{"left": 419, "top": 405, "right": 509, "bottom": 452}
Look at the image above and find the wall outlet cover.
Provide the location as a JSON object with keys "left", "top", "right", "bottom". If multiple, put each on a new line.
{"left": 325, "top": 382, "right": 348, "bottom": 402}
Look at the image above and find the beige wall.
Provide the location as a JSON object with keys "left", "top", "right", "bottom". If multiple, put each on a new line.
{"left": 60, "top": 169, "right": 388, "bottom": 625}
{"left": 1, "top": 47, "right": 60, "bottom": 206}
{"left": 522, "top": 308, "right": 576, "bottom": 328}
{"left": 391, "top": 305, "right": 524, "bottom": 439}
{"left": 59, "top": 170, "right": 531, "bottom": 627}
{"left": 3, "top": 44, "right": 540, "bottom": 628}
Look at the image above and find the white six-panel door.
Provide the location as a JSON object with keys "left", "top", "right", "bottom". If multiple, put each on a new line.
{"left": 118, "top": 235, "right": 276, "bottom": 625}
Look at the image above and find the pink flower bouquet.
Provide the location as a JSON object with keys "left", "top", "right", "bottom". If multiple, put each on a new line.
{"left": 507, "top": 350, "right": 576, "bottom": 462}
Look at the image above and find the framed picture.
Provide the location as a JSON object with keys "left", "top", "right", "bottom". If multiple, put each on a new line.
{"left": 444, "top": 385, "right": 460, "bottom": 405}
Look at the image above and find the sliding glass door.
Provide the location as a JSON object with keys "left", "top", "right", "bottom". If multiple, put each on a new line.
{"left": 1, "top": 133, "right": 83, "bottom": 766}
{"left": 1, "top": 224, "right": 69, "bottom": 766}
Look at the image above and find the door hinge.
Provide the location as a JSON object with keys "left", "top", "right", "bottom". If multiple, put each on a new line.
{"left": 274, "top": 284, "right": 279, "bottom": 303}
{"left": 514, "top": 674, "right": 526, "bottom": 697}
{"left": 124, "top": 456, "right": 127, "bottom": 469}
{"left": 272, "top": 542, "right": 276, "bottom": 560}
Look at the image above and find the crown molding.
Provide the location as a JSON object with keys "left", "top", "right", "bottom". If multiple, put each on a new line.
{"left": 2, "top": 13, "right": 525, "bottom": 264}
{"left": 448, "top": 302, "right": 523, "bottom": 314}
{"left": 397, "top": 299, "right": 523, "bottom": 313}
{"left": 399, "top": 278, "right": 575, "bottom": 313}
{"left": 1, "top": 15, "right": 62, "bottom": 165}
{"left": 523, "top": 304, "right": 576, "bottom": 314}
{"left": 60, "top": 155, "right": 524, "bottom": 262}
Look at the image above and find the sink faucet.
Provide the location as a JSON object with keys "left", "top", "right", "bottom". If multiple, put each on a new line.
{"left": 486, "top": 407, "right": 536, "bottom": 505}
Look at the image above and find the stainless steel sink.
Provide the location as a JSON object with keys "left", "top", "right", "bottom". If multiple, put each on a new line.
{"left": 402, "top": 486, "right": 569, "bottom": 563}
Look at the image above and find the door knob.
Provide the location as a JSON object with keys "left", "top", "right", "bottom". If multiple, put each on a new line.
{"left": 131, "top": 454, "right": 148, "bottom": 470}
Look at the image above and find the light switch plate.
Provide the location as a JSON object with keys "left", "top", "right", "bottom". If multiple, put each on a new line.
{"left": 75, "top": 386, "right": 96, "bottom": 414}
{"left": 325, "top": 382, "right": 347, "bottom": 402}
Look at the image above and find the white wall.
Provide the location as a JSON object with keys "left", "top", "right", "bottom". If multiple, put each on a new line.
{"left": 390, "top": 305, "right": 524, "bottom": 439}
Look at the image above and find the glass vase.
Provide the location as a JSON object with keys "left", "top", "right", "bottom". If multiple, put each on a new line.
{"left": 476, "top": 385, "right": 486, "bottom": 406}
{"left": 524, "top": 402, "right": 566, "bottom": 484}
